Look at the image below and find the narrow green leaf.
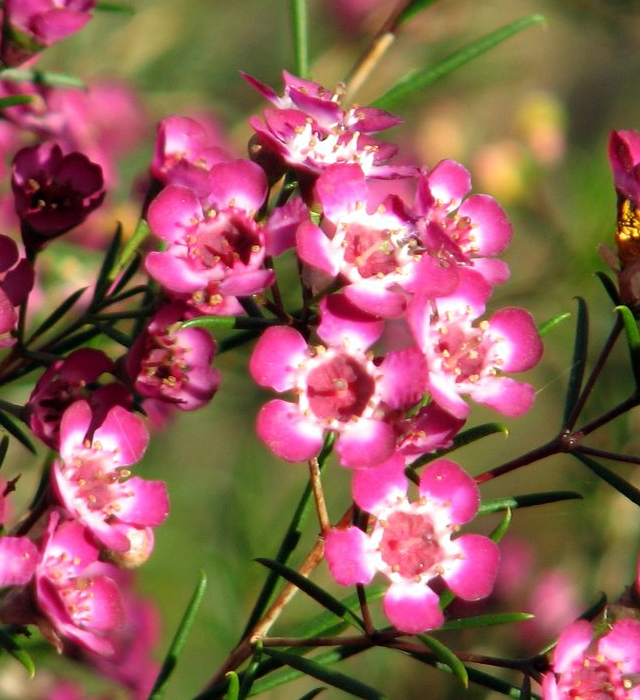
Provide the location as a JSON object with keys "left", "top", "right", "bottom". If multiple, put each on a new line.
{"left": 0, "top": 412, "right": 35, "bottom": 453}
{"left": 463, "top": 667, "right": 536, "bottom": 700}
{"left": 418, "top": 635, "right": 468, "bottom": 688}
{"left": 538, "top": 311, "right": 571, "bottom": 337}
{"left": 0, "top": 68, "right": 85, "bottom": 89}
{"left": 441, "top": 611, "right": 534, "bottom": 631}
{"left": 225, "top": 673, "right": 240, "bottom": 700}
{"left": 0, "top": 627, "right": 35, "bottom": 678}
{"left": 90, "top": 321, "right": 132, "bottom": 348}
{"left": 147, "top": 571, "right": 207, "bottom": 700}
{"left": 289, "top": 0, "right": 309, "bottom": 78}
{"left": 96, "top": 0, "right": 135, "bottom": 12}
{"left": 0, "top": 95, "right": 33, "bottom": 109}
{"left": 26, "top": 287, "right": 88, "bottom": 344}
{"left": 49, "top": 327, "right": 101, "bottom": 355}
{"left": 255, "top": 558, "right": 365, "bottom": 632}
{"left": 562, "top": 297, "right": 589, "bottom": 427}
{"left": 261, "top": 648, "right": 387, "bottom": 700}
{"left": 397, "top": 0, "right": 442, "bottom": 24}
{"left": 489, "top": 507, "right": 511, "bottom": 543}
{"left": 594, "top": 271, "right": 621, "bottom": 305}
{"left": 478, "top": 491, "right": 583, "bottom": 515}
{"left": 296, "top": 688, "right": 326, "bottom": 700}
{"left": 182, "top": 315, "right": 279, "bottom": 331}
{"left": 615, "top": 305, "right": 640, "bottom": 391}
{"left": 109, "top": 218, "right": 150, "bottom": 283}
{"left": 574, "top": 452, "right": 640, "bottom": 506}
{"left": 410, "top": 422, "right": 508, "bottom": 468}
{"left": 92, "top": 224, "right": 123, "bottom": 304}
{"left": 0, "top": 436, "right": 10, "bottom": 469}
{"left": 239, "top": 642, "right": 263, "bottom": 700}
{"left": 373, "top": 14, "right": 546, "bottom": 110}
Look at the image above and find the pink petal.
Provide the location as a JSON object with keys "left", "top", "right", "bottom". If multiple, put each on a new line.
{"left": 0, "top": 537, "right": 39, "bottom": 585}
{"left": 116, "top": 477, "right": 169, "bottom": 527}
{"left": 458, "top": 194, "right": 512, "bottom": 255}
{"left": 145, "top": 251, "right": 204, "bottom": 293}
{"left": 317, "top": 295, "right": 383, "bottom": 351}
{"left": 488, "top": 308, "right": 543, "bottom": 372}
{"left": 383, "top": 582, "right": 444, "bottom": 633}
{"left": 315, "top": 164, "right": 368, "bottom": 220}
{"left": 445, "top": 534, "right": 500, "bottom": 601}
{"left": 419, "top": 459, "right": 479, "bottom": 524}
{"left": 552, "top": 620, "right": 593, "bottom": 673}
{"left": 335, "top": 418, "right": 396, "bottom": 468}
{"left": 352, "top": 453, "right": 407, "bottom": 514}
{"left": 471, "top": 377, "right": 536, "bottom": 417}
{"left": 249, "top": 326, "right": 308, "bottom": 392}
{"left": 256, "top": 399, "right": 324, "bottom": 462}
{"left": 147, "top": 185, "right": 202, "bottom": 243}
{"left": 79, "top": 575, "right": 124, "bottom": 631}
{"left": 324, "top": 527, "right": 375, "bottom": 585}
{"left": 297, "top": 220, "right": 339, "bottom": 276}
{"left": 416, "top": 160, "right": 471, "bottom": 215}
{"left": 94, "top": 405, "right": 149, "bottom": 465}
{"left": 377, "top": 348, "right": 428, "bottom": 411}
{"left": 207, "top": 159, "right": 267, "bottom": 213}
{"left": 598, "top": 619, "right": 640, "bottom": 671}
{"left": 344, "top": 283, "right": 407, "bottom": 319}
{"left": 59, "top": 400, "right": 92, "bottom": 457}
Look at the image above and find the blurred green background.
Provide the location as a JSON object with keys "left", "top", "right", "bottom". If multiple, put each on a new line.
{"left": 4, "top": 0, "right": 640, "bottom": 698}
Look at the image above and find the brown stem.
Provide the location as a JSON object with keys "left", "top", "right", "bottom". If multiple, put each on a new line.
{"left": 309, "top": 457, "right": 330, "bottom": 534}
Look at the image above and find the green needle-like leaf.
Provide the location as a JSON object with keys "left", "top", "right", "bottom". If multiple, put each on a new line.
{"left": 418, "top": 634, "right": 468, "bottom": 687}
{"left": 538, "top": 311, "right": 571, "bottom": 337}
{"left": 225, "top": 673, "right": 240, "bottom": 700}
{"left": 182, "top": 315, "right": 278, "bottom": 332}
{"left": 0, "top": 68, "right": 85, "bottom": 89}
{"left": 0, "top": 95, "right": 33, "bottom": 109}
{"left": 574, "top": 452, "right": 640, "bottom": 507}
{"left": 109, "top": 218, "right": 150, "bottom": 283}
{"left": 478, "top": 490, "right": 582, "bottom": 514}
{"left": 615, "top": 304, "right": 640, "bottom": 391}
{"left": 255, "top": 558, "right": 365, "bottom": 632}
{"left": 239, "top": 642, "right": 263, "bottom": 700}
{"left": 262, "top": 648, "right": 387, "bottom": 700}
{"left": 0, "top": 412, "right": 35, "bottom": 453}
{"left": 0, "top": 627, "right": 35, "bottom": 678}
{"left": 296, "top": 688, "right": 327, "bottom": 700}
{"left": 562, "top": 296, "right": 589, "bottom": 427}
{"left": 96, "top": 0, "right": 135, "bottom": 12}
{"left": 373, "top": 14, "right": 546, "bottom": 110}
{"left": 93, "top": 224, "right": 123, "bottom": 304}
{"left": 289, "top": 0, "right": 309, "bottom": 78}
{"left": 147, "top": 571, "right": 207, "bottom": 700}
{"left": 594, "top": 271, "right": 621, "bottom": 305}
{"left": 25, "top": 287, "right": 87, "bottom": 344}
{"left": 441, "top": 612, "right": 534, "bottom": 631}
{"left": 0, "top": 436, "right": 9, "bottom": 469}
{"left": 397, "top": 0, "right": 442, "bottom": 25}
{"left": 489, "top": 507, "right": 511, "bottom": 543}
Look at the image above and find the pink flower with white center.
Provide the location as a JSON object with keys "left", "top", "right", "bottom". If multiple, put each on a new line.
{"left": 12, "top": 141, "right": 105, "bottom": 253}
{"left": 409, "top": 278, "right": 543, "bottom": 419}
{"left": 542, "top": 619, "right": 640, "bottom": 700}
{"left": 250, "top": 295, "right": 426, "bottom": 467}
{"left": 51, "top": 400, "right": 169, "bottom": 556}
{"left": 414, "top": 160, "right": 513, "bottom": 286}
{"left": 145, "top": 160, "right": 275, "bottom": 315}
{"left": 297, "top": 164, "right": 459, "bottom": 317}
{"left": 151, "top": 115, "right": 231, "bottom": 198}
{"left": 0, "top": 233, "right": 34, "bottom": 347}
{"left": 325, "top": 455, "right": 499, "bottom": 633}
{"left": 2, "top": 0, "right": 95, "bottom": 67}
{"left": 245, "top": 72, "right": 409, "bottom": 188}
{"left": 126, "top": 302, "right": 221, "bottom": 411}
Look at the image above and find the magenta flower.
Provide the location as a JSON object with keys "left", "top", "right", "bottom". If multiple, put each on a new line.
{"left": 0, "top": 233, "right": 34, "bottom": 347}
{"left": 146, "top": 160, "right": 275, "bottom": 315}
{"left": 2, "top": 0, "right": 96, "bottom": 67}
{"left": 51, "top": 400, "right": 169, "bottom": 556}
{"left": 609, "top": 130, "right": 640, "bottom": 206}
{"left": 542, "top": 618, "right": 640, "bottom": 700}
{"left": 297, "top": 164, "right": 459, "bottom": 317}
{"left": 126, "top": 302, "right": 222, "bottom": 411}
{"left": 250, "top": 295, "right": 427, "bottom": 467}
{"left": 12, "top": 141, "right": 105, "bottom": 252}
{"left": 0, "top": 535, "right": 40, "bottom": 586}
{"left": 325, "top": 455, "right": 500, "bottom": 633}
{"left": 409, "top": 276, "right": 543, "bottom": 419}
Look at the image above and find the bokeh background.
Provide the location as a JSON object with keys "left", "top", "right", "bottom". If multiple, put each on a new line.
{"left": 3, "top": 0, "right": 640, "bottom": 698}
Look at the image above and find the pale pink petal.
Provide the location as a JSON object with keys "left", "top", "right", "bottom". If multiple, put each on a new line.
{"left": 59, "top": 400, "right": 92, "bottom": 458}
{"left": 297, "top": 220, "right": 339, "bottom": 276}
{"left": 344, "top": 282, "right": 407, "bottom": 319}
{"left": 335, "top": 418, "right": 396, "bottom": 468}
{"left": 471, "top": 377, "right": 536, "bottom": 417}
{"left": 352, "top": 453, "right": 407, "bottom": 514}
{"left": 552, "top": 620, "right": 593, "bottom": 673}
{"left": 383, "top": 582, "right": 444, "bottom": 633}
{"left": 324, "top": 527, "right": 375, "bottom": 585}
{"left": 256, "top": 399, "right": 324, "bottom": 462}
{"left": 445, "top": 534, "right": 500, "bottom": 600}
{"left": 116, "top": 477, "right": 169, "bottom": 527}
{"left": 94, "top": 405, "right": 149, "bottom": 465}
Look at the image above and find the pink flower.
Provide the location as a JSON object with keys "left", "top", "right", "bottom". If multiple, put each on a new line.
{"left": 0, "top": 233, "right": 34, "bottom": 346}
{"left": 51, "top": 400, "right": 169, "bottom": 556}
{"left": 0, "top": 535, "right": 40, "bottom": 586}
{"left": 325, "top": 455, "right": 500, "bottom": 633}
{"left": 2, "top": 0, "right": 96, "bottom": 67}
{"left": 409, "top": 276, "right": 543, "bottom": 419}
{"left": 609, "top": 130, "right": 640, "bottom": 206}
{"left": 297, "top": 164, "right": 459, "bottom": 317}
{"left": 542, "top": 618, "right": 640, "bottom": 700}
{"left": 12, "top": 141, "right": 105, "bottom": 252}
{"left": 250, "top": 295, "right": 426, "bottom": 467}
{"left": 145, "top": 160, "right": 275, "bottom": 315}
{"left": 126, "top": 302, "right": 222, "bottom": 411}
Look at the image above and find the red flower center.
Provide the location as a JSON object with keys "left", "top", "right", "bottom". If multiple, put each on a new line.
{"left": 379, "top": 511, "right": 442, "bottom": 578}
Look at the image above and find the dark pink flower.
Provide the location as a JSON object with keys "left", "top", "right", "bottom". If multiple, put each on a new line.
{"left": 250, "top": 295, "right": 426, "bottom": 468}
{"left": 2, "top": 0, "right": 96, "bottom": 67}
{"left": 51, "top": 400, "right": 169, "bottom": 556}
{"left": 0, "top": 535, "right": 40, "bottom": 586}
{"left": 542, "top": 618, "right": 640, "bottom": 700}
{"left": 325, "top": 455, "right": 500, "bottom": 633}
{"left": 126, "top": 302, "right": 222, "bottom": 411}
{"left": 12, "top": 141, "right": 105, "bottom": 252}
{"left": 0, "top": 233, "right": 34, "bottom": 346}
{"left": 609, "top": 130, "right": 640, "bottom": 206}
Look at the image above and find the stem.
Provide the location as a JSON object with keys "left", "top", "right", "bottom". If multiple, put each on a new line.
{"left": 308, "top": 457, "right": 330, "bottom": 534}
{"left": 474, "top": 439, "right": 559, "bottom": 484}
